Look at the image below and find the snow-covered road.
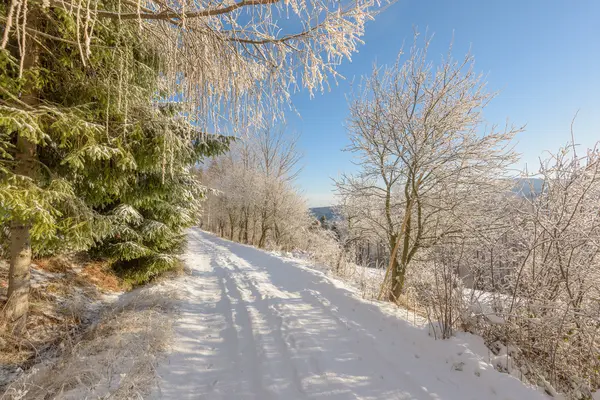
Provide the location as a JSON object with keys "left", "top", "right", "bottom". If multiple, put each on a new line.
{"left": 153, "top": 229, "right": 545, "bottom": 400}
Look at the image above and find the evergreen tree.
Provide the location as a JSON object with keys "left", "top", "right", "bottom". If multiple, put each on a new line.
{"left": 0, "top": 3, "right": 229, "bottom": 328}
{"left": 90, "top": 106, "right": 230, "bottom": 284}
{"left": 319, "top": 215, "right": 327, "bottom": 228}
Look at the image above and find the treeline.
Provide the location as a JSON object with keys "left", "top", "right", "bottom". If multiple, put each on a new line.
{"left": 201, "top": 127, "right": 326, "bottom": 251}
{"left": 200, "top": 126, "right": 350, "bottom": 271}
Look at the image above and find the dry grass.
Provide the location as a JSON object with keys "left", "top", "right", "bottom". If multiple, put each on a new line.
{"left": 0, "top": 255, "right": 130, "bottom": 392}
{"left": 80, "top": 262, "right": 129, "bottom": 292}
{"left": 34, "top": 259, "right": 70, "bottom": 274}
{"left": 35, "top": 255, "right": 129, "bottom": 293}
{"left": 1, "top": 286, "right": 177, "bottom": 399}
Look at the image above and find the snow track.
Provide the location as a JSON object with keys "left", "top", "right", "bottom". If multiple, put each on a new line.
{"left": 153, "top": 229, "right": 546, "bottom": 399}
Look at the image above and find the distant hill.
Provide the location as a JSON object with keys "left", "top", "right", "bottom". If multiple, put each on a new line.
{"left": 310, "top": 179, "right": 543, "bottom": 220}
{"left": 513, "top": 178, "right": 544, "bottom": 197}
{"left": 309, "top": 206, "right": 337, "bottom": 221}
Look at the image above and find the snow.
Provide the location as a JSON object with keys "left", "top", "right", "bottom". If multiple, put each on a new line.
{"left": 153, "top": 228, "right": 548, "bottom": 399}
{"left": 463, "top": 289, "right": 511, "bottom": 325}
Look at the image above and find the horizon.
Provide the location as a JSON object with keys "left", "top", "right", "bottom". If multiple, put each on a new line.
{"left": 286, "top": 1, "right": 600, "bottom": 207}
{"left": 308, "top": 178, "right": 546, "bottom": 209}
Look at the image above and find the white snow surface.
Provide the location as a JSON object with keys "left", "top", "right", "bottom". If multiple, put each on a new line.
{"left": 153, "top": 229, "right": 547, "bottom": 399}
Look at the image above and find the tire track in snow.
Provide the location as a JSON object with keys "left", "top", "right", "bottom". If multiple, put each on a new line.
{"left": 216, "top": 251, "right": 390, "bottom": 399}
{"left": 214, "top": 265, "right": 272, "bottom": 399}
{"left": 220, "top": 258, "right": 308, "bottom": 397}
{"left": 213, "top": 265, "right": 243, "bottom": 393}
{"left": 220, "top": 248, "right": 433, "bottom": 399}
{"left": 227, "top": 261, "right": 365, "bottom": 399}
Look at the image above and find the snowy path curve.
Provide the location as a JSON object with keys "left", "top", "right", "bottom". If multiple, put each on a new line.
{"left": 153, "top": 229, "right": 545, "bottom": 400}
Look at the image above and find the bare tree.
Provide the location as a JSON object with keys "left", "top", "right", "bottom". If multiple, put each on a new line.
{"left": 254, "top": 126, "right": 302, "bottom": 248}
{"left": 202, "top": 125, "right": 304, "bottom": 250}
{"left": 337, "top": 34, "right": 521, "bottom": 301}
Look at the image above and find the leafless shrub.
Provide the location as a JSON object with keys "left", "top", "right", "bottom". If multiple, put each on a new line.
{"left": 494, "top": 142, "right": 600, "bottom": 397}
{"left": 404, "top": 140, "right": 600, "bottom": 398}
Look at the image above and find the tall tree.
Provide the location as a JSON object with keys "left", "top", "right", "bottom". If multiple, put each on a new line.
{"left": 337, "top": 35, "right": 521, "bottom": 301}
{"left": 91, "top": 107, "right": 230, "bottom": 284}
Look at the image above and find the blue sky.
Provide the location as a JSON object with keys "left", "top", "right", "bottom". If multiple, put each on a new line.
{"left": 286, "top": 0, "right": 600, "bottom": 207}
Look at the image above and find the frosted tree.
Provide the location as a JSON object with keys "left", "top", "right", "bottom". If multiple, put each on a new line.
{"left": 253, "top": 126, "right": 302, "bottom": 248}
{"left": 337, "top": 34, "right": 521, "bottom": 301}
{"left": 2, "top": 0, "right": 379, "bottom": 126}
{"left": 500, "top": 141, "right": 600, "bottom": 394}
{"left": 202, "top": 124, "right": 304, "bottom": 249}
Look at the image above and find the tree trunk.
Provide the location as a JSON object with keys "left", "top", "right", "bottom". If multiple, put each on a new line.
{"left": 392, "top": 220, "right": 412, "bottom": 300}
{"left": 273, "top": 223, "right": 281, "bottom": 247}
{"left": 378, "top": 233, "right": 399, "bottom": 301}
{"left": 390, "top": 261, "right": 405, "bottom": 301}
{"left": 5, "top": 15, "right": 40, "bottom": 332}
{"left": 237, "top": 222, "right": 243, "bottom": 242}
{"left": 6, "top": 204, "right": 33, "bottom": 332}
{"left": 250, "top": 218, "right": 257, "bottom": 245}
{"left": 242, "top": 212, "right": 249, "bottom": 244}
{"left": 228, "top": 213, "right": 236, "bottom": 240}
{"left": 258, "top": 227, "right": 268, "bottom": 248}
{"left": 388, "top": 249, "right": 401, "bottom": 301}
{"left": 389, "top": 197, "right": 413, "bottom": 302}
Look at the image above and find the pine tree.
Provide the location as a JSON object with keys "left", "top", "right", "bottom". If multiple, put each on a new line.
{"left": 90, "top": 106, "right": 230, "bottom": 284}
{"left": 0, "top": 3, "right": 229, "bottom": 328}
{"left": 0, "top": 9, "right": 125, "bottom": 329}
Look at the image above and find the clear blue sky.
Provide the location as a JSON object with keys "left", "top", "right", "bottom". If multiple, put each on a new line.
{"left": 286, "top": 0, "right": 600, "bottom": 207}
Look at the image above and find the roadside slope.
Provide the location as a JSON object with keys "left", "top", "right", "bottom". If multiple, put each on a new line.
{"left": 154, "top": 228, "right": 547, "bottom": 400}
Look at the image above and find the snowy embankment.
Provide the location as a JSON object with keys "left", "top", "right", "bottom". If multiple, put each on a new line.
{"left": 153, "top": 228, "right": 548, "bottom": 399}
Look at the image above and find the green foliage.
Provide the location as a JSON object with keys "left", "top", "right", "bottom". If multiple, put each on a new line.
{"left": 90, "top": 107, "right": 231, "bottom": 283}
{"left": 0, "top": 2, "right": 231, "bottom": 281}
